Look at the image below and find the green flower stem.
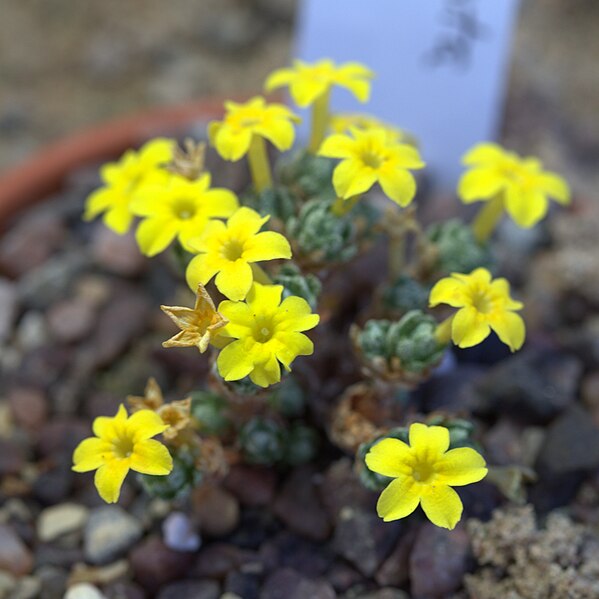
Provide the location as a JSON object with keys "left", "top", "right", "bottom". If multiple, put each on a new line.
{"left": 308, "top": 90, "right": 331, "bottom": 154}
{"left": 332, "top": 194, "right": 360, "bottom": 216}
{"left": 248, "top": 135, "right": 273, "bottom": 192}
{"left": 435, "top": 314, "right": 454, "bottom": 345}
{"left": 471, "top": 194, "right": 504, "bottom": 243}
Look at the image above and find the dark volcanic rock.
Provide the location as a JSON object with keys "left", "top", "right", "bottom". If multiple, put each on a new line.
{"left": 156, "top": 580, "right": 220, "bottom": 599}
{"left": 261, "top": 568, "right": 336, "bottom": 599}
{"left": 333, "top": 506, "right": 402, "bottom": 578}
{"left": 130, "top": 536, "right": 195, "bottom": 590}
{"left": 273, "top": 466, "right": 331, "bottom": 541}
{"left": 469, "top": 348, "right": 582, "bottom": 422}
{"left": 409, "top": 523, "right": 471, "bottom": 599}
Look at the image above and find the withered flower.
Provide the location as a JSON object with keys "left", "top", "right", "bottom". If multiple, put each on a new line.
{"left": 161, "top": 284, "right": 228, "bottom": 353}
{"left": 128, "top": 378, "right": 192, "bottom": 442}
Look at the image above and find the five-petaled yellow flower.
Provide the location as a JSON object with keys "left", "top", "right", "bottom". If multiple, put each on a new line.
{"left": 217, "top": 283, "right": 319, "bottom": 388}
{"left": 319, "top": 127, "right": 425, "bottom": 206}
{"left": 208, "top": 96, "right": 300, "bottom": 162}
{"left": 161, "top": 284, "right": 228, "bottom": 353}
{"left": 186, "top": 207, "right": 291, "bottom": 301}
{"left": 84, "top": 138, "right": 174, "bottom": 234}
{"left": 72, "top": 405, "right": 173, "bottom": 503}
{"left": 366, "top": 423, "right": 487, "bottom": 530}
{"left": 131, "top": 173, "right": 238, "bottom": 256}
{"left": 430, "top": 267, "right": 525, "bottom": 352}
{"left": 459, "top": 142, "right": 570, "bottom": 228}
{"left": 265, "top": 59, "right": 374, "bottom": 108}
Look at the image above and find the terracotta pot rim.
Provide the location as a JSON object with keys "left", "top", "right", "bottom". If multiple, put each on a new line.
{"left": 0, "top": 98, "right": 227, "bottom": 229}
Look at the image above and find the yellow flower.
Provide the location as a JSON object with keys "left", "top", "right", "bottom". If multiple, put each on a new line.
{"left": 208, "top": 96, "right": 300, "bottom": 162}
{"left": 161, "top": 284, "right": 228, "bottom": 353}
{"left": 458, "top": 142, "right": 570, "bottom": 228}
{"left": 84, "top": 138, "right": 174, "bottom": 234}
{"left": 217, "top": 283, "right": 319, "bottom": 388}
{"left": 318, "top": 127, "right": 425, "bottom": 206}
{"left": 186, "top": 207, "right": 291, "bottom": 301}
{"left": 130, "top": 173, "right": 238, "bottom": 256}
{"left": 72, "top": 405, "right": 172, "bottom": 503}
{"left": 366, "top": 423, "right": 487, "bottom": 530}
{"left": 429, "top": 267, "right": 525, "bottom": 352}
{"left": 265, "top": 59, "right": 374, "bottom": 108}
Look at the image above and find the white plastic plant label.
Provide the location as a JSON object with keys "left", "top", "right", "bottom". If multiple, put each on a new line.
{"left": 295, "top": 0, "right": 521, "bottom": 190}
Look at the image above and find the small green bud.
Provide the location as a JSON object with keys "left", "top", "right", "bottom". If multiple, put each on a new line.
{"left": 239, "top": 417, "right": 286, "bottom": 466}
{"left": 138, "top": 451, "right": 201, "bottom": 500}
{"left": 356, "top": 311, "right": 446, "bottom": 378}
{"left": 277, "top": 150, "right": 337, "bottom": 199}
{"left": 387, "top": 311, "right": 446, "bottom": 373}
{"left": 190, "top": 390, "right": 231, "bottom": 436}
{"left": 267, "top": 376, "right": 306, "bottom": 418}
{"left": 426, "top": 218, "right": 494, "bottom": 275}
{"left": 287, "top": 198, "right": 358, "bottom": 263}
{"left": 272, "top": 263, "right": 322, "bottom": 310}
{"left": 380, "top": 275, "right": 430, "bottom": 314}
{"left": 242, "top": 186, "right": 299, "bottom": 222}
{"left": 284, "top": 424, "right": 319, "bottom": 466}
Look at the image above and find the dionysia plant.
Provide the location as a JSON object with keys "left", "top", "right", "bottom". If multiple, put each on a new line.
{"left": 76, "top": 58, "right": 570, "bottom": 534}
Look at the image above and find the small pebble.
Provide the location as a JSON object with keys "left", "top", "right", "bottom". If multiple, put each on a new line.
{"left": 65, "top": 583, "right": 107, "bottom": 599}
{"left": 38, "top": 503, "right": 89, "bottom": 542}
{"left": 84, "top": 506, "right": 142, "bottom": 565}
{"left": 162, "top": 512, "right": 201, "bottom": 552}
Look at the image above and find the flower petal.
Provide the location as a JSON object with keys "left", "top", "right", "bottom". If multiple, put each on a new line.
{"left": 104, "top": 204, "right": 134, "bottom": 235}
{"left": 289, "top": 78, "right": 326, "bottom": 107}
{"left": 504, "top": 184, "right": 548, "bottom": 228}
{"left": 127, "top": 410, "right": 169, "bottom": 442}
{"left": 538, "top": 172, "right": 570, "bottom": 205}
{"left": 365, "top": 438, "right": 412, "bottom": 478}
{"left": 242, "top": 231, "right": 291, "bottom": 262}
{"left": 256, "top": 118, "right": 296, "bottom": 152}
{"left": 264, "top": 67, "right": 295, "bottom": 92}
{"left": 94, "top": 461, "right": 129, "bottom": 503}
{"left": 274, "top": 332, "right": 314, "bottom": 368}
{"left": 429, "top": 277, "right": 466, "bottom": 308}
{"left": 462, "top": 142, "right": 505, "bottom": 166}
{"left": 458, "top": 167, "right": 505, "bottom": 203}
{"left": 490, "top": 311, "right": 526, "bottom": 352}
{"left": 217, "top": 339, "right": 255, "bottom": 381}
{"left": 249, "top": 352, "right": 281, "bottom": 387}
{"left": 409, "top": 423, "right": 450, "bottom": 455}
{"left": 246, "top": 282, "right": 283, "bottom": 310}
{"left": 378, "top": 168, "right": 417, "bottom": 207}
{"left": 318, "top": 134, "right": 355, "bottom": 159}
{"left": 218, "top": 301, "right": 254, "bottom": 338}
{"left": 333, "top": 161, "right": 377, "bottom": 198}
{"left": 451, "top": 306, "right": 491, "bottom": 348}
{"left": 278, "top": 296, "right": 320, "bottom": 332}
{"left": 130, "top": 439, "right": 173, "bottom": 475}
{"left": 92, "top": 405, "right": 126, "bottom": 439}
{"left": 376, "top": 476, "right": 421, "bottom": 522}
{"left": 215, "top": 125, "right": 253, "bottom": 161}
{"left": 420, "top": 485, "right": 463, "bottom": 530}
{"left": 135, "top": 217, "right": 179, "bottom": 257}
{"left": 72, "top": 438, "right": 111, "bottom": 472}
{"left": 436, "top": 447, "right": 488, "bottom": 486}
{"left": 185, "top": 253, "right": 223, "bottom": 291}
{"left": 227, "top": 207, "right": 269, "bottom": 237}
{"left": 215, "top": 260, "right": 254, "bottom": 301}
